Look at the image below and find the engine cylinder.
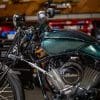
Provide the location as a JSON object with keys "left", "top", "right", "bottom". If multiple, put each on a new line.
{"left": 59, "top": 62, "right": 83, "bottom": 85}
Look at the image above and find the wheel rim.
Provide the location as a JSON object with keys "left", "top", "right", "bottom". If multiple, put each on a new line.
{"left": 0, "top": 74, "right": 14, "bottom": 100}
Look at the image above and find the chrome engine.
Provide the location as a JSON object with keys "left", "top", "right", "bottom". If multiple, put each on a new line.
{"left": 80, "top": 67, "right": 100, "bottom": 90}
{"left": 47, "top": 61, "right": 100, "bottom": 96}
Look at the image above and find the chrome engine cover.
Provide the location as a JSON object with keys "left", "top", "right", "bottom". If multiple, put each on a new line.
{"left": 80, "top": 67, "right": 100, "bottom": 90}
{"left": 47, "top": 61, "right": 100, "bottom": 95}
{"left": 47, "top": 62, "right": 83, "bottom": 94}
{"left": 59, "top": 62, "right": 83, "bottom": 85}
{"left": 47, "top": 68, "right": 74, "bottom": 94}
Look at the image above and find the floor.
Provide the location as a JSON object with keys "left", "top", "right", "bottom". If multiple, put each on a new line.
{"left": 25, "top": 87, "right": 44, "bottom": 100}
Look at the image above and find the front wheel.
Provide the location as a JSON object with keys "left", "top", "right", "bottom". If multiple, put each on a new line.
{"left": 0, "top": 66, "right": 25, "bottom": 100}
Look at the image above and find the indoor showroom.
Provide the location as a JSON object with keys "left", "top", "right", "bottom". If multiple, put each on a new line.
{"left": 0, "top": 0, "right": 100, "bottom": 100}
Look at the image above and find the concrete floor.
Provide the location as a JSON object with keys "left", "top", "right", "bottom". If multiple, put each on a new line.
{"left": 25, "top": 87, "right": 44, "bottom": 100}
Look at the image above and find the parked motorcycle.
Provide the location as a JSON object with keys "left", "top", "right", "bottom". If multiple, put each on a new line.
{"left": 0, "top": 61, "right": 25, "bottom": 100}
{"left": 7, "top": 9, "right": 100, "bottom": 100}
{"left": 0, "top": 14, "right": 25, "bottom": 100}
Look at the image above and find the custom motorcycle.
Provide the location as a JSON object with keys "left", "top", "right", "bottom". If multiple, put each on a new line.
{"left": 7, "top": 9, "right": 100, "bottom": 100}
{"left": 0, "top": 16, "right": 25, "bottom": 100}
{"left": 0, "top": 61, "right": 24, "bottom": 100}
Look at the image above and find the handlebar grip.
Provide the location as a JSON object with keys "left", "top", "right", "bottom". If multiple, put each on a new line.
{"left": 8, "top": 54, "right": 23, "bottom": 60}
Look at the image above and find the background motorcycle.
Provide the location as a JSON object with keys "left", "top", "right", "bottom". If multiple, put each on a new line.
{"left": 0, "top": 13, "right": 25, "bottom": 100}
{"left": 7, "top": 8, "right": 100, "bottom": 100}
{"left": 0, "top": 61, "right": 25, "bottom": 100}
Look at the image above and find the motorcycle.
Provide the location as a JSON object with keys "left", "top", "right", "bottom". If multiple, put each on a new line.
{"left": 0, "top": 62, "right": 25, "bottom": 100}
{"left": 7, "top": 9, "right": 100, "bottom": 100}
{"left": 0, "top": 15, "right": 25, "bottom": 100}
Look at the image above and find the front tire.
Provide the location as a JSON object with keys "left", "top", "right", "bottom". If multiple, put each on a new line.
{"left": 0, "top": 68, "right": 25, "bottom": 100}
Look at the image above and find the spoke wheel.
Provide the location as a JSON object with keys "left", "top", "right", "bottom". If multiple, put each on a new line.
{"left": 0, "top": 78, "right": 14, "bottom": 100}
{"left": 0, "top": 66, "right": 25, "bottom": 100}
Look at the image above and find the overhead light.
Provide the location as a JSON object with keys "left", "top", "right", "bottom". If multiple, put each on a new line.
{"left": 57, "top": 3, "right": 71, "bottom": 8}
{"left": 20, "top": 0, "right": 32, "bottom": 2}
{"left": 0, "top": 4, "right": 6, "bottom": 9}
{"left": 66, "top": 3, "right": 71, "bottom": 8}
{"left": 3, "top": 0, "right": 8, "bottom": 1}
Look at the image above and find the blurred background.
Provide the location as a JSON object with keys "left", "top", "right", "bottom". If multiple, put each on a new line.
{"left": 0, "top": 0, "right": 100, "bottom": 100}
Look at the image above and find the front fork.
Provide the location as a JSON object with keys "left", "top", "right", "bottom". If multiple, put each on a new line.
{"left": 8, "top": 54, "right": 53, "bottom": 100}
{"left": 25, "top": 60, "right": 51, "bottom": 100}
{"left": 37, "top": 70, "right": 50, "bottom": 100}
{"left": 8, "top": 54, "right": 54, "bottom": 99}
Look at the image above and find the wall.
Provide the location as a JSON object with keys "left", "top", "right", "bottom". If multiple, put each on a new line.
{"left": 0, "top": 0, "right": 100, "bottom": 17}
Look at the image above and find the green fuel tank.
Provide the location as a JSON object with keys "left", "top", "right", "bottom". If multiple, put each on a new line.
{"left": 41, "top": 29, "right": 100, "bottom": 60}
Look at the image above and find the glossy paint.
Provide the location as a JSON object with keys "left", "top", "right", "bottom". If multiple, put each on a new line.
{"left": 81, "top": 44, "right": 100, "bottom": 60}
{"left": 41, "top": 29, "right": 100, "bottom": 59}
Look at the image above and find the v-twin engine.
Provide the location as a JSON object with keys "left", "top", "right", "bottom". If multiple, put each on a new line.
{"left": 47, "top": 61, "right": 100, "bottom": 95}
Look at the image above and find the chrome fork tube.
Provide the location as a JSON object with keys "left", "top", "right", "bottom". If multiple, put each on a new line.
{"left": 22, "top": 59, "right": 53, "bottom": 78}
